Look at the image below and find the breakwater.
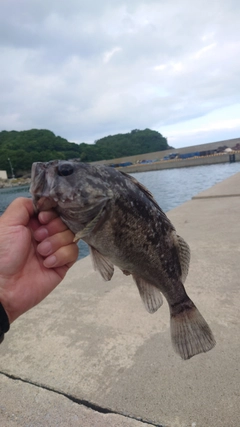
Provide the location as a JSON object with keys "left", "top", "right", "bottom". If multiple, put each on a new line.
{"left": 117, "top": 151, "right": 240, "bottom": 173}
{"left": 90, "top": 136, "right": 240, "bottom": 173}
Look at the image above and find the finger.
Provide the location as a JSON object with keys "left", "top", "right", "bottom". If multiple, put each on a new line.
{"left": 38, "top": 210, "right": 58, "bottom": 225}
{"left": 1, "top": 198, "right": 34, "bottom": 226}
{"left": 28, "top": 216, "right": 41, "bottom": 232}
{"left": 43, "top": 243, "right": 79, "bottom": 268}
{"left": 34, "top": 217, "right": 70, "bottom": 242}
{"left": 37, "top": 229, "right": 75, "bottom": 256}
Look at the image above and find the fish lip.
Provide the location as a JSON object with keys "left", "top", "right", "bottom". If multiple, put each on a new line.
{"left": 36, "top": 196, "right": 59, "bottom": 211}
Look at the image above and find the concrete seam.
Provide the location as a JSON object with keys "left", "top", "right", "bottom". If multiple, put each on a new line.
{"left": 0, "top": 371, "right": 164, "bottom": 427}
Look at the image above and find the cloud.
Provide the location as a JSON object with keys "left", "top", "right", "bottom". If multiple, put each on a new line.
{"left": 103, "top": 47, "right": 122, "bottom": 63}
{"left": 0, "top": 0, "right": 240, "bottom": 147}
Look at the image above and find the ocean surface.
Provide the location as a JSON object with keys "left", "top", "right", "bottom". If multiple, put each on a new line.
{"left": 1, "top": 162, "right": 240, "bottom": 259}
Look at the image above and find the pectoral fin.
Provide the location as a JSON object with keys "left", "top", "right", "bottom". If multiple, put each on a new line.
{"left": 132, "top": 275, "right": 163, "bottom": 313}
{"left": 90, "top": 246, "right": 114, "bottom": 281}
{"left": 73, "top": 207, "right": 105, "bottom": 241}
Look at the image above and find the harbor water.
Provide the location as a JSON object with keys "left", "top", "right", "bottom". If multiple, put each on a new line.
{"left": 1, "top": 162, "right": 240, "bottom": 259}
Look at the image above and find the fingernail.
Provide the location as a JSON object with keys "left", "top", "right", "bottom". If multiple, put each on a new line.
{"left": 34, "top": 228, "right": 48, "bottom": 241}
{"left": 44, "top": 255, "right": 57, "bottom": 267}
{"left": 38, "top": 241, "right": 52, "bottom": 256}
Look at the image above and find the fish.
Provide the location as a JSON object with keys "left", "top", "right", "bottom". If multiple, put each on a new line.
{"left": 30, "top": 159, "right": 216, "bottom": 360}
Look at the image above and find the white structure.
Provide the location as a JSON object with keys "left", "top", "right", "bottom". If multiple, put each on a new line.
{"left": 0, "top": 170, "right": 7, "bottom": 180}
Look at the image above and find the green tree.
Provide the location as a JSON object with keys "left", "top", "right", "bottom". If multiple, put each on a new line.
{"left": 0, "top": 128, "right": 171, "bottom": 176}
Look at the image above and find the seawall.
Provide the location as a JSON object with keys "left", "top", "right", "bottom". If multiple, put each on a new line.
{"left": 117, "top": 151, "right": 240, "bottom": 173}
{"left": 91, "top": 136, "right": 240, "bottom": 172}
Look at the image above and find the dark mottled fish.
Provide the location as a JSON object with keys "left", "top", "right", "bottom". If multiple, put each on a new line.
{"left": 30, "top": 160, "right": 216, "bottom": 360}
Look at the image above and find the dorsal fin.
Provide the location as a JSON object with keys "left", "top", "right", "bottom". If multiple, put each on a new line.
{"left": 120, "top": 171, "right": 160, "bottom": 210}
{"left": 120, "top": 171, "right": 173, "bottom": 228}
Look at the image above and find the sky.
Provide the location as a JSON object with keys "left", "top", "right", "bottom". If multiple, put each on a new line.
{"left": 1, "top": 0, "right": 240, "bottom": 149}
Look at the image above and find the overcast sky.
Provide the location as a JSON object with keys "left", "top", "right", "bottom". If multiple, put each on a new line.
{"left": 1, "top": 0, "right": 240, "bottom": 148}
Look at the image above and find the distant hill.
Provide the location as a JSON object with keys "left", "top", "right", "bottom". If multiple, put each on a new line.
{"left": 0, "top": 128, "right": 171, "bottom": 177}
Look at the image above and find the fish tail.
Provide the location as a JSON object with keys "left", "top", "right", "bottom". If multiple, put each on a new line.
{"left": 170, "top": 297, "right": 216, "bottom": 360}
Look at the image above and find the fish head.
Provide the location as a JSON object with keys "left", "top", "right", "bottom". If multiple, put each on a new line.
{"left": 30, "top": 160, "right": 113, "bottom": 232}
{"left": 31, "top": 160, "right": 80, "bottom": 211}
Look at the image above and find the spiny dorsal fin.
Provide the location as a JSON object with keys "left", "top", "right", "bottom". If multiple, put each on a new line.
{"left": 120, "top": 171, "right": 174, "bottom": 228}
{"left": 90, "top": 246, "right": 114, "bottom": 281}
{"left": 120, "top": 171, "right": 160, "bottom": 210}
{"left": 132, "top": 275, "right": 163, "bottom": 313}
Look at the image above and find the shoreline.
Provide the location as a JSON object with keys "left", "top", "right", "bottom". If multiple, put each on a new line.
{"left": 1, "top": 151, "right": 240, "bottom": 188}
{"left": 0, "top": 178, "right": 31, "bottom": 189}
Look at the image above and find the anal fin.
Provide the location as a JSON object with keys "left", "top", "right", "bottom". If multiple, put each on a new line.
{"left": 132, "top": 275, "right": 163, "bottom": 313}
{"left": 90, "top": 246, "right": 114, "bottom": 281}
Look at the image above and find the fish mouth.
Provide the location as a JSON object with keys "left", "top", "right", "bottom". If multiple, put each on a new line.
{"left": 35, "top": 196, "right": 59, "bottom": 212}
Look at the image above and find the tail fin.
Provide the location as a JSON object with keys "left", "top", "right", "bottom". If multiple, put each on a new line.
{"left": 170, "top": 299, "right": 216, "bottom": 360}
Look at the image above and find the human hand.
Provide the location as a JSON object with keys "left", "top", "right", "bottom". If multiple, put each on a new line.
{"left": 0, "top": 197, "right": 78, "bottom": 324}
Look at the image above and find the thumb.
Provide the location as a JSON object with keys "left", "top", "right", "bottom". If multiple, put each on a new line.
{"left": 1, "top": 198, "right": 34, "bottom": 227}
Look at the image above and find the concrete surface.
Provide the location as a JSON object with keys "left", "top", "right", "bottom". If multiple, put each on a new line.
{"left": 1, "top": 173, "right": 240, "bottom": 427}
{"left": 0, "top": 373, "right": 152, "bottom": 427}
{"left": 192, "top": 170, "right": 240, "bottom": 198}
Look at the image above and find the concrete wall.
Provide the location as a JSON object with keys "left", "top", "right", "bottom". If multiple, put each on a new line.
{"left": 91, "top": 137, "right": 240, "bottom": 166}
{"left": 0, "top": 170, "right": 7, "bottom": 180}
{"left": 117, "top": 152, "right": 240, "bottom": 173}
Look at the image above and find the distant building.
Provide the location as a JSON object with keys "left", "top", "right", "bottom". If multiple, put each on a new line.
{"left": 0, "top": 170, "right": 7, "bottom": 180}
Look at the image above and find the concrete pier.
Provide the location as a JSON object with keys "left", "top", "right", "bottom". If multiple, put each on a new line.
{"left": 0, "top": 173, "right": 240, "bottom": 426}
{"left": 117, "top": 152, "right": 240, "bottom": 173}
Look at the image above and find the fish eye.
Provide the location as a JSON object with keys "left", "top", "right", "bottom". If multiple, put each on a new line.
{"left": 57, "top": 163, "right": 74, "bottom": 177}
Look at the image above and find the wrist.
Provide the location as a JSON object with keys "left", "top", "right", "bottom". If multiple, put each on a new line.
{"left": 0, "top": 275, "right": 18, "bottom": 324}
{"left": 0, "top": 302, "right": 10, "bottom": 343}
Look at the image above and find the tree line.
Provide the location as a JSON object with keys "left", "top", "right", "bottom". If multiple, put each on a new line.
{"left": 0, "top": 128, "right": 171, "bottom": 177}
